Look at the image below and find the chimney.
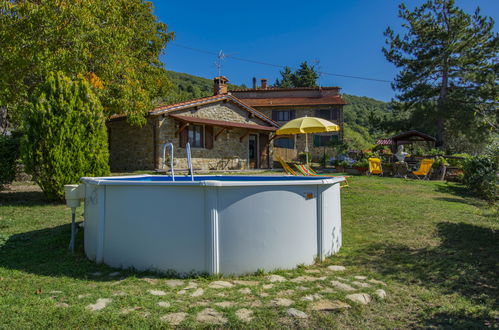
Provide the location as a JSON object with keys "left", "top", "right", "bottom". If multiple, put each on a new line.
{"left": 213, "top": 76, "right": 229, "bottom": 95}
{"left": 261, "top": 78, "right": 267, "bottom": 89}
{"left": 252, "top": 77, "right": 257, "bottom": 89}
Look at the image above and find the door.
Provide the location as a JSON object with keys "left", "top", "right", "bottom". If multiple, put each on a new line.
{"left": 259, "top": 133, "right": 269, "bottom": 169}
{"left": 248, "top": 134, "right": 258, "bottom": 169}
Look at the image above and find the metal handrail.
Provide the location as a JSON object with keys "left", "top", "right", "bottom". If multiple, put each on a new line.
{"left": 186, "top": 142, "right": 194, "bottom": 181}
{"left": 161, "top": 143, "right": 175, "bottom": 181}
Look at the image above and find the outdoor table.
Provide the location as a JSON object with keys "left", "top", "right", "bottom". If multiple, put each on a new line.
{"left": 393, "top": 162, "right": 409, "bottom": 178}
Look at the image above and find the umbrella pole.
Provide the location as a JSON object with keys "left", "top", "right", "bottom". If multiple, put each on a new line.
{"left": 305, "top": 133, "right": 309, "bottom": 164}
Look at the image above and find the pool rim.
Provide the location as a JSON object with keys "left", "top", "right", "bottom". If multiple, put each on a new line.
{"left": 80, "top": 174, "right": 345, "bottom": 187}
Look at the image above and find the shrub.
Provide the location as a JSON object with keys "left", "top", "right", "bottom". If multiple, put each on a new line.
{"left": 0, "top": 133, "right": 20, "bottom": 188}
{"left": 463, "top": 155, "right": 498, "bottom": 203}
{"left": 447, "top": 153, "right": 471, "bottom": 168}
{"left": 21, "top": 71, "right": 110, "bottom": 200}
{"left": 298, "top": 152, "right": 312, "bottom": 163}
{"left": 432, "top": 156, "right": 449, "bottom": 169}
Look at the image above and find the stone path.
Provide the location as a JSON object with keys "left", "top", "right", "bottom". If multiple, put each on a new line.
{"left": 158, "top": 301, "right": 170, "bottom": 308}
{"left": 375, "top": 289, "right": 386, "bottom": 299}
{"left": 270, "top": 298, "right": 294, "bottom": 307}
{"left": 266, "top": 275, "right": 287, "bottom": 282}
{"left": 148, "top": 290, "right": 166, "bottom": 296}
{"left": 310, "top": 299, "right": 351, "bottom": 311}
{"left": 72, "top": 263, "right": 392, "bottom": 325}
{"left": 165, "top": 279, "right": 184, "bottom": 287}
{"left": 208, "top": 281, "right": 233, "bottom": 289}
{"left": 160, "top": 312, "right": 187, "bottom": 325}
{"left": 196, "top": 308, "right": 227, "bottom": 324}
{"left": 287, "top": 308, "right": 308, "bottom": 319}
{"left": 346, "top": 293, "right": 372, "bottom": 305}
{"left": 331, "top": 280, "right": 356, "bottom": 291}
{"left": 235, "top": 308, "right": 253, "bottom": 322}
{"left": 87, "top": 298, "right": 112, "bottom": 311}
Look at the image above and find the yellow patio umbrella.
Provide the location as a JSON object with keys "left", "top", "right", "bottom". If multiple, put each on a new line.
{"left": 275, "top": 116, "right": 340, "bottom": 164}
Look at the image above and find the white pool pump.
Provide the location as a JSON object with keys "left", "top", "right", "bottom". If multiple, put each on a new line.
{"left": 64, "top": 184, "right": 85, "bottom": 253}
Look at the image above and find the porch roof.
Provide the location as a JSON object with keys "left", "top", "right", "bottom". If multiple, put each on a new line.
{"left": 169, "top": 114, "right": 277, "bottom": 132}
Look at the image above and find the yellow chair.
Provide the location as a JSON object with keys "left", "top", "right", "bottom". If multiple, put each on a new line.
{"left": 368, "top": 158, "right": 383, "bottom": 176}
{"left": 276, "top": 156, "right": 300, "bottom": 176}
{"left": 410, "top": 159, "right": 434, "bottom": 180}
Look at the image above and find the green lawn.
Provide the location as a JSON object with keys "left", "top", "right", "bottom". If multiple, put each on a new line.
{"left": 0, "top": 176, "right": 497, "bottom": 329}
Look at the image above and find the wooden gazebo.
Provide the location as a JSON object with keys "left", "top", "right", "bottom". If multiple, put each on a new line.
{"left": 377, "top": 130, "right": 436, "bottom": 152}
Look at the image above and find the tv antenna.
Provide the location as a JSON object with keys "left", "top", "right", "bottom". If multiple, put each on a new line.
{"left": 214, "top": 50, "right": 238, "bottom": 77}
{"left": 215, "top": 50, "right": 226, "bottom": 77}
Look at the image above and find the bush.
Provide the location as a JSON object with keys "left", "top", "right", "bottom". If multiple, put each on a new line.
{"left": 298, "top": 152, "right": 312, "bottom": 163}
{"left": 463, "top": 156, "right": 498, "bottom": 203}
{"left": 432, "top": 156, "right": 449, "bottom": 169}
{"left": 447, "top": 153, "right": 471, "bottom": 168}
{"left": 0, "top": 133, "right": 20, "bottom": 188}
{"left": 21, "top": 71, "right": 110, "bottom": 200}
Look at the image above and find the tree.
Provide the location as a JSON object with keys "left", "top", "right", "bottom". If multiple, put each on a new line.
{"left": 21, "top": 72, "right": 110, "bottom": 200}
{"left": 274, "top": 66, "right": 294, "bottom": 88}
{"left": 383, "top": 0, "right": 498, "bottom": 149}
{"left": 275, "top": 62, "right": 319, "bottom": 88}
{"left": 0, "top": 0, "right": 174, "bottom": 126}
{"left": 292, "top": 61, "right": 319, "bottom": 87}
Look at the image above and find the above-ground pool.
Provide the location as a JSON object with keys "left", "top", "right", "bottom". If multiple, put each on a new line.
{"left": 79, "top": 175, "right": 345, "bottom": 275}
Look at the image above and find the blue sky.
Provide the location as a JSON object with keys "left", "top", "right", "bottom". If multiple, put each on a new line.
{"left": 154, "top": 1, "right": 498, "bottom": 102}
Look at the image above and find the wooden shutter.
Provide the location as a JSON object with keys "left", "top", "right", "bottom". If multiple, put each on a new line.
{"left": 272, "top": 111, "right": 279, "bottom": 121}
{"left": 179, "top": 126, "right": 188, "bottom": 147}
{"left": 205, "top": 126, "right": 214, "bottom": 149}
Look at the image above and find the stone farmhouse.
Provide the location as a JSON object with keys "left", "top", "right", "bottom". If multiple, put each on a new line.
{"left": 107, "top": 76, "right": 346, "bottom": 172}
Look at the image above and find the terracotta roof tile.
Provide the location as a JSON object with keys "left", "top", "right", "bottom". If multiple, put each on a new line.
{"left": 231, "top": 86, "right": 341, "bottom": 92}
{"left": 237, "top": 95, "right": 346, "bottom": 107}
{"left": 169, "top": 114, "right": 277, "bottom": 132}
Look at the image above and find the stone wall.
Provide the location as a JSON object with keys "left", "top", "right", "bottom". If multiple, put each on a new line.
{"left": 107, "top": 119, "right": 155, "bottom": 172}
{"left": 155, "top": 101, "right": 273, "bottom": 171}
{"left": 108, "top": 101, "right": 274, "bottom": 172}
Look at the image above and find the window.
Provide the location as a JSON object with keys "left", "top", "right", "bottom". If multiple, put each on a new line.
{"left": 315, "top": 109, "right": 340, "bottom": 121}
{"left": 188, "top": 125, "right": 204, "bottom": 148}
{"left": 274, "top": 137, "right": 295, "bottom": 149}
{"left": 313, "top": 134, "right": 339, "bottom": 147}
{"left": 315, "top": 109, "right": 331, "bottom": 120}
{"left": 272, "top": 110, "right": 296, "bottom": 122}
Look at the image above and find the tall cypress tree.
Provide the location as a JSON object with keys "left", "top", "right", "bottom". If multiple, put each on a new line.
{"left": 22, "top": 72, "right": 110, "bottom": 200}
{"left": 383, "top": 0, "right": 498, "bottom": 148}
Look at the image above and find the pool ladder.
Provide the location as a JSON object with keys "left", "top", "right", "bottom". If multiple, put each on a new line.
{"left": 161, "top": 142, "right": 194, "bottom": 181}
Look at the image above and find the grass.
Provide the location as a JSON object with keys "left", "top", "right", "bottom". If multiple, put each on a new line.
{"left": 0, "top": 176, "right": 497, "bottom": 328}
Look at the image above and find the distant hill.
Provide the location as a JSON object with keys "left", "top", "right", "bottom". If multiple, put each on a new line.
{"left": 163, "top": 71, "right": 243, "bottom": 104}
{"left": 163, "top": 71, "right": 392, "bottom": 148}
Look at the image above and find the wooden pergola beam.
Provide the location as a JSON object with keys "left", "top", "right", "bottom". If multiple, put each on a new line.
{"left": 240, "top": 130, "right": 251, "bottom": 142}
{"left": 175, "top": 122, "right": 189, "bottom": 137}
{"left": 269, "top": 134, "right": 292, "bottom": 142}
{"left": 215, "top": 127, "right": 228, "bottom": 141}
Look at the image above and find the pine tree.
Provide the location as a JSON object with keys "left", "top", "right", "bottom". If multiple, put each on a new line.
{"left": 292, "top": 61, "right": 319, "bottom": 87}
{"left": 383, "top": 0, "right": 498, "bottom": 148}
{"left": 275, "top": 66, "right": 295, "bottom": 88}
{"left": 21, "top": 72, "right": 110, "bottom": 200}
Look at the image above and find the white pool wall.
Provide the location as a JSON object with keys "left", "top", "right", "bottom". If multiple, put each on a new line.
{"left": 81, "top": 175, "right": 343, "bottom": 275}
